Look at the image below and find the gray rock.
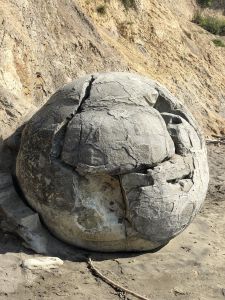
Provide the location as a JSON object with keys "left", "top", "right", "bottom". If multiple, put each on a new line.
{"left": 15, "top": 72, "right": 209, "bottom": 252}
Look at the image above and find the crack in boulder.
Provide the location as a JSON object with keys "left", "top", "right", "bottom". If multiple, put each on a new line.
{"left": 76, "top": 75, "right": 96, "bottom": 114}
{"left": 50, "top": 75, "right": 96, "bottom": 162}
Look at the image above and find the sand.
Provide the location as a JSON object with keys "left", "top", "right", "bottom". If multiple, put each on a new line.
{"left": 0, "top": 144, "right": 224, "bottom": 300}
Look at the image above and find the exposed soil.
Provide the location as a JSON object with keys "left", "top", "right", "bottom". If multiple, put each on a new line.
{"left": 0, "top": 143, "right": 224, "bottom": 300}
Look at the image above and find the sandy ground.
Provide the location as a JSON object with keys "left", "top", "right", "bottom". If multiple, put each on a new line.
{"left": 0, "top": 144, "right": 224, "bottom": 300}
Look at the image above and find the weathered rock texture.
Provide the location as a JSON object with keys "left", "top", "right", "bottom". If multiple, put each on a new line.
{"left": 0, "top": 171, "right": 83, "bottom": 256}
{"left": 16, "top": 72, "right": 209, "bottom": 252}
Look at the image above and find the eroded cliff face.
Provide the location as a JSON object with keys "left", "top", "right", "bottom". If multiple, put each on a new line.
{"left": 0, "top": 0, "right": 225, "bottom": 138}
{"left": 79, "top": 0, "right": 225, "bottom": 134}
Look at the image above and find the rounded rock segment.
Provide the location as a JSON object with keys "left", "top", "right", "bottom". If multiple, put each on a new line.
{"left": 16, "top": 72, "right": 209, "bottom": 252}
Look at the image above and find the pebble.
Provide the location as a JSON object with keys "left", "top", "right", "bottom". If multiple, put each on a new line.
{"left": 21, "top": 257, "right": 63, "bottom": 270}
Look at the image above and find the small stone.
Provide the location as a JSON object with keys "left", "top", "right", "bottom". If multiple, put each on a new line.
{"left": 173, "top": 288, "right": 187, "bottom": 296}
{"left": 21, "top": 257, "right": 63, "bottom": 270}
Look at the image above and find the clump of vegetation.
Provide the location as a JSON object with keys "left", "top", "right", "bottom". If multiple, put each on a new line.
{"left": 121, "top": 0, "right": 137, "bottom": 10}
{"left": 193, "top": 12, "right": 225, "bottom": 35}
{"left": 197, "top": 0, "right": 213, "bottom": 7}
{"left": 212, "top": 38, "right": 225, "bottom": 47}
{"left": 96, "top": 4, "right": 107, "bottom": 15}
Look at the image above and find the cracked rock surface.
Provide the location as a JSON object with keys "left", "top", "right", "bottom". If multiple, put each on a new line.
{"left": 15, "top": 72, "right": 209, "bottom": 252}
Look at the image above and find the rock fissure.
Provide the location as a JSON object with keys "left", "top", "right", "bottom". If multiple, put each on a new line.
{"left": 76, "top": 75, "right": 96, "bottom": 114}
{"left": 51, "top": 75, "right": 97, "bottom": 164}
{"left": 154, "top": 92, "right": 204, "bottom": 149}
{"left": 166, "top": 172, "right": 192, "bottom": 184}
{"left": 118, "top": 175, "right": 129, "bottom": 238}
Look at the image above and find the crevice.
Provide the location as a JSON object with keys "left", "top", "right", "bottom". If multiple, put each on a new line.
{"left": 51, "top": 117, "right": 73, "bottom": 159}
{"left": 154, "top": 94, "right": 172, "bottom": 113}
{"left": 110, "top": 163, "right": 156, "bottom": 177}
{"left": 77, "top": 115, "right": 83, "bottom": 165}
{"left": 153, "top": 90, "right": 185, "bottom": 123}
{"left": 121, "top": 146, "right": 138, "bottom": 167}
{"left": 166, "top": 172, "right": 192, "bottom": 184}
{"left": 76, "top": 75, "right": 95, "bottom": 114}
{"left": 172, "top": 109, "right": 190, "bottom": 123}
{"left": 11, "top": 175, "right": 36, "bottom": 213}
{"left": 154, "top": 92, "right": 204, "bottom": 148}
{"left": 154, "top": 92, "right": 191, "bottom": 127}
{"left": 168, "top": 134, "right": 186, "bottom": 156}
{"left": 50, "top": 75, "right": 96, "bottom": 162}
{"left": 160, "top": 113, "right": 191, "bottom": 156}
{"left": 135, "top": 164, "right": 154, "bottom": 174}
{"left": 118, "top": 175, "right": 129, "bottom": 218}
{"left": 161, "top": 113, "right": 182, "bottom": 126}
{"left": 118, "top": 175, "right": 130, "bottom": 238}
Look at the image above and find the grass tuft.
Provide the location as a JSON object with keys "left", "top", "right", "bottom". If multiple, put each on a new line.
{"left": 121, "top": 0, "right": 137, "bottom": 10}
{"left": 96, "top": 4, "right": 107, "bottom": 15}
{"left": 212, "top": 38, "right": 225, "bottom": 47}
{"left": 197, "top": 0, "right": 213, "bottom": 7}
{"left": 193, "top": 12, "right": 225, "bottom": 35}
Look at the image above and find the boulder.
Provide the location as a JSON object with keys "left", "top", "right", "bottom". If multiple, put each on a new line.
{"left": 15, "top": 72, "right": 209, "bottom": 252}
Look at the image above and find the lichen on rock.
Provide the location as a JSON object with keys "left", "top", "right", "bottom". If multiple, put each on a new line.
{"left": 15, "top": 72, "right": 209, "bottom": 252}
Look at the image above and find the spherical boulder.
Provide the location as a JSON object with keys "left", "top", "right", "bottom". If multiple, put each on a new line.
{"left": 16, "top": 72, "right": 209, "bottom": 252}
